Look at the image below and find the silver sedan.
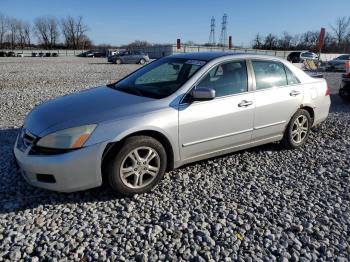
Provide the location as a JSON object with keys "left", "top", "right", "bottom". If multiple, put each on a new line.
{"left": 14, "top": 52, "right": 331, "bottom": 195}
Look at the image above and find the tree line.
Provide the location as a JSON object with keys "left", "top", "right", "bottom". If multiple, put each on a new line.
{"left": 0, "top": 13, "right": 92, "bottom": 50}
{"left": 252, "top": 17, "right": 350, "bottom": 53}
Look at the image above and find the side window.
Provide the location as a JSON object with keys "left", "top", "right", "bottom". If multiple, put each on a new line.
{"left": 252, "top": 60, "right": 287, "bottom": 90}
{"left": 197, "top": 60, "right": 248, "bottom": 97}
{"left": 284, "top": 66, "right": 300, "bottom": 85}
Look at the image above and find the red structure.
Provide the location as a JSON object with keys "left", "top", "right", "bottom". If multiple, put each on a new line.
{"left": 176, "top": 39, "right": 181, "bottom": 49}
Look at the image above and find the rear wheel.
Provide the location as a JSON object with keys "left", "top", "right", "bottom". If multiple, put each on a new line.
{"left": 139, "top": 58, "right": 146, "bottom": 65}
{"left": 282, "top": 109, "right": 311, "bottom": 149}
{"left": 108, "top": 136, "right": 167, "bottom": 195}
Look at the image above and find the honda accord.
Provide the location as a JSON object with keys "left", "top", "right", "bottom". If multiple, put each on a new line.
{"left": 14, "top": 52, "right": 331, "bottom": 195}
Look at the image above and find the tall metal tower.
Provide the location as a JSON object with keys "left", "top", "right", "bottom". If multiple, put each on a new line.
{"left": 219, "top": 14, "right": 228, "bottom": 47}
{"left": 208, "top": 16, "right": 216, "bottom": 45}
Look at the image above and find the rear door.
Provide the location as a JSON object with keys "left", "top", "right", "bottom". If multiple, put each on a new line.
{"left": 123, "top": 51, "right": 132, "bottom": 63}
{"left": 250, "top": 60, "right": 303, "bottom": 141}
{"left": 179, "top": 60, "right": 255, "bottom": 160}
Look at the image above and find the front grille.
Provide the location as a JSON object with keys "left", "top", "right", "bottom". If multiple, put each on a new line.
{"left": 17, "top": 128, "right": 75, "bottom": 155}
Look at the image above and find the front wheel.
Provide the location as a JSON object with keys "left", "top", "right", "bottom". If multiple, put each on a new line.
{"left": 115, "top": 58, "right": 122, "bottom": 64}
{"left": 282, "top": 109, "right": 311, "bottom": 149}
{"left": 139, "top": 58, "right": 146, "bottom": 65}
{"left": 108, "top": 136, "right": 167, "bottom": 195}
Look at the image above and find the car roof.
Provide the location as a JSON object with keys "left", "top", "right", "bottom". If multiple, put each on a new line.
{"left": 171, "top": 52, "right": 248, "bottom": 61}
{"left": 170, "top": 52, "right": 287, "bottom": 62}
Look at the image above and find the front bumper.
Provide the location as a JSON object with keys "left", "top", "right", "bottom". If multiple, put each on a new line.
{"left": 14, "top": 137, "right": 107, "bottom": 193}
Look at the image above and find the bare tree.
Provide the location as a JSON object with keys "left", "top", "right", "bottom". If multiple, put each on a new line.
{"left": 17, "top": 21, "right": 26, "bottom": 49}
{"left": 34, "top": 16, "right": 59, "bottom": 49}
{"left": 0, "top": 13, "right": 8, "bottom": 48}
{"left": 61, "top": 16, "right": 88, "bottom": 49}
{"left": 299, "top": 31, "right": 319, "bottom": 51}
{"left": 331, "top": 16, "right": 350, "bottom": 45}
{"left": 252, "top": 34, "right": 262, "bottom": 49}
{"left": 278, "top": 31, "right": 293, "bottom": 50}
{"left": 125, "top": 40, "right": 152, "bottom": 48}
{"left": 7, "top": 18, "right": 19, "bottom": 49}
{"left": 24, "top": 22, "right": 31, "bottom": 47}
{"left": 264, "top": 33, "right": 277, "bottom": 50}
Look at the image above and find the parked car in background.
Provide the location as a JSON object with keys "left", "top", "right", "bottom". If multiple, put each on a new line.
{"left": 339, "top": 73, "right": 350, "bottom": 100}
{"left": 326, "top": 54, "right": 350, "bottom": 71}
{"left": 14, "top": 52, "right": 330, "bottom": 195}
{"left": 6, "top": 51, "right": 15, "bottom": 57}
{"left": 109, "top": 50, "right": 150, "bottom": 64}
{"left": 107, "top": 53, "right": 118, "bottom": 63}
{"left": 287, "top": 51, "right": 319, "bottom": 63}
{"left": 78, "top": 49, "right": 108, "bottom": 58}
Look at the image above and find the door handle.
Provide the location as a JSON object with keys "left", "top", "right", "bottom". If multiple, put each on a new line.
{"left": 290, "top": 90, "right": 301, "bottom": 96}
{"left": 238, "top": 100, "right": 253, "bottom": 107}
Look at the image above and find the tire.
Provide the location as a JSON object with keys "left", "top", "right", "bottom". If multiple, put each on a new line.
{"left": 108, "top": 136, "right": 167, "bottom": 195}
{"left": 115, "top": 58, "right": 122, "bottom": 64}
{"left": 139, "top": 58, "right": 146, "bottom": 65}
{"left": 282, "top": 109, "right": 311, "bottom": 149}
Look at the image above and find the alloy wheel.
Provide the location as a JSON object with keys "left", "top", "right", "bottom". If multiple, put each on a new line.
{"left": 120, "top": 147, "right": 160, "bottom": 189}
{"left": 291, "top": 115, "right": 309, "bottom": 144}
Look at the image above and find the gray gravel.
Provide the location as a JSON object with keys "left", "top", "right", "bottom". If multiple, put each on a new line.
{"left": 0, "top": 57, "right": 349, "bottom": 261}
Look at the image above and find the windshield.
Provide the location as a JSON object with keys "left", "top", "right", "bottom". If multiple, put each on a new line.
{"left": 302, "top": 52, "right": 313, "bottom": 57}
{"left": 111, "top": 57, "right": 206, "bottom": 99}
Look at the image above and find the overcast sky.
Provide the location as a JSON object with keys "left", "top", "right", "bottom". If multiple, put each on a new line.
{"left": 1, "top": 0, "right": 350, "bottom": 46}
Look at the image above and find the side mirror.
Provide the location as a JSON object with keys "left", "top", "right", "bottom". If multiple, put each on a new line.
{"left": 192, "top": 87, "right": 215, "bottom": 101}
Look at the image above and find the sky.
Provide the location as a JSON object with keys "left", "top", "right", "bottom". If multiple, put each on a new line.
{"left": 1, "top": 0, "right": 350, "bottom": 47}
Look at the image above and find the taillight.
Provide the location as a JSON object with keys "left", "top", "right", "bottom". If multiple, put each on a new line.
{"left": 325, "top": 85, "right": 331, "bottom": 96}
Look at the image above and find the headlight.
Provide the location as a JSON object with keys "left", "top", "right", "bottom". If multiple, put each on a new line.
{"left": 36, "top": 124, "right": 97, "bottom": 149}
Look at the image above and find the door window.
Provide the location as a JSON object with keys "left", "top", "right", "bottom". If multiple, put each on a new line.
{"left": 196, "top": 60, "right": 248, "bottom": 97}
{"left": 252, "top": 60, "right": 287, "bottom": 90}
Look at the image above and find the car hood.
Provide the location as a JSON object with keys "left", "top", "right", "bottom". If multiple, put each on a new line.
{"left": 24, "top": 86, "right": 156, "bottom": 136}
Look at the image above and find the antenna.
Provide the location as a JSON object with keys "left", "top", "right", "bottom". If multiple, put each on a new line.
{"left": 208, "top": 16, "right": 216, "bottom": 45}
{"left": 219, "top": 14, "right": 228, "bottom": 47}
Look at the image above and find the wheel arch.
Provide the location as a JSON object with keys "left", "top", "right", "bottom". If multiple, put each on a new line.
{"left": 101, "top": 129, "right": 175, "bottom": 183}
{"left": 299, "top": 105, "right": 315, "bottom": 125}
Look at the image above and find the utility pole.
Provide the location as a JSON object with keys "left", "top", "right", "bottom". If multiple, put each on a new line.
{"left": 208, "top": 16, "right": 216, "bottom": 45}
{"left": 219, "top": 14, "right": 228, "bottom": 47}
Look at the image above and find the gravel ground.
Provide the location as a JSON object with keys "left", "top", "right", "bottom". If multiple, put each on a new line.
{"left": 0, "top": 57, "right": 349, "bottom": 261}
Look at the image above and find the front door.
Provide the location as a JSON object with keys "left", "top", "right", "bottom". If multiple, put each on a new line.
{"left": 179, "top": 60, "right": 255, "bottom": 160}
